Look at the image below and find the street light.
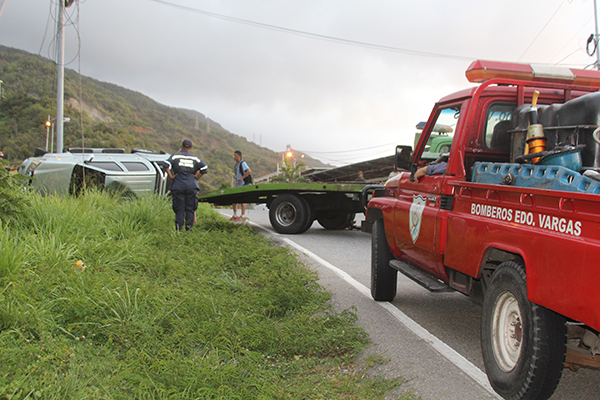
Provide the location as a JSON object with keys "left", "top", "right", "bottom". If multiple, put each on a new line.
{"left": 45, "top": 116, "right": 52, "bottom": 151}
{"left": 45, "top": 116, "right": 70, "bottom": 152}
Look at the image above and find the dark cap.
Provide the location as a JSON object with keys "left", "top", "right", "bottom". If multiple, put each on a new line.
{"left": 182, "top": 139, "right": 192, "bottom": 148}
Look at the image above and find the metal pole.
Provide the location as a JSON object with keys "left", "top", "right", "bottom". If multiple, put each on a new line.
{"left": 595, "top": 0, "right": 600, "bottom": 69}
{"left": 45, "top": 116, "right": 51, "bottom": 151}
{"left": 56, "top": 0, "right": 65, "bottom": 153}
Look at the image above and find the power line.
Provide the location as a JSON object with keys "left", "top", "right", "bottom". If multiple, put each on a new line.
{"left": 295, "top": 141, "right": 401, "bottom": 155}
{"left": 550, "top": 15, "right": 592, "bottom": 65}
{"left": 518, "top": 0, "right": 566, "bottom": 61}
{"left": 147, "top": 0, "right": 474, "bottom": 61}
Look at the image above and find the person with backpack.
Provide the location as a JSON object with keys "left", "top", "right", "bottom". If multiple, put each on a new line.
{"left": 232, "top": 150, "right": 252, "bottom": 221}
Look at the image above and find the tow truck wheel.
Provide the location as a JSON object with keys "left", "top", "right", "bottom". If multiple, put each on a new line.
{"left": 371, "top": 219, "right": 397, "bottom": 301}
{"left": 481, "top": 261, "right": 566, "bottom": 400}
{"left": 269, "top": 194, "right": 309, "bottom": 234}
{"left": 297, "top": 201, "right": 315, "bottom": 234}
{"left": 317, "top": 211, "right": 355, "bottom": 230}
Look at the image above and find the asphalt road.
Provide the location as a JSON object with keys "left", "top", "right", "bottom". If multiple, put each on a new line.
{"left": 220, "top": 206, "right": 599, "bottom": 400}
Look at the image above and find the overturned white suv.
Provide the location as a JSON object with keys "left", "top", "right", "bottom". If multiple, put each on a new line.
{"left": 18, "top": 148, "right": 170, "bottom": 197}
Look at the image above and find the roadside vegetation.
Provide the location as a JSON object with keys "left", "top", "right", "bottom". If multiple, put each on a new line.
{"left": 0, "top": 174, "right": 414, "bottom": 399}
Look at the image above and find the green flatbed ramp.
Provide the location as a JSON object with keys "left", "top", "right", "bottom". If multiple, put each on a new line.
{"left": 198, "top": 183, "right": 365, "bottom": 206}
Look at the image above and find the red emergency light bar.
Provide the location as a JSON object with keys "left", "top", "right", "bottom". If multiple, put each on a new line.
{"left": 466, "top": 60, "right": 600, "bottom": 88}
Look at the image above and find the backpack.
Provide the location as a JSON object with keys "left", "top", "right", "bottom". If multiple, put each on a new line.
{"left": 239, "top": 160, "right": 253, "bottom": 185}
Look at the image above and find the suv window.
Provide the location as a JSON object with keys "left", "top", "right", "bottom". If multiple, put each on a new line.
{"left": 122, "top": 162, "right": 150, "bottom": 172}
{"left": 88, "top": 162, "right": 123, "bottom": 171}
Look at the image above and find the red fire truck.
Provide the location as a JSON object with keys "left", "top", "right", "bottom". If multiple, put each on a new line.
{"left": 364, "top": 60, "right": 600, "bottom": 400}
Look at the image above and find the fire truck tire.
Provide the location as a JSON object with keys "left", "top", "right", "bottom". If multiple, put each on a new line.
{"left": 481, "top": 261, "right": 566, "bottom": 400}
{"left": 371, "top": 219, "right": 397, "bottom": 301}
{"left": 269, "top": 194, "right": 309, "bottom": 234}
{"left": 317, "top": 211, "right": 355, "bottom": 230}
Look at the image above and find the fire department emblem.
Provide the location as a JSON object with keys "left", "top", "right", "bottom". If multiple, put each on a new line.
{"left": 409, "top": 195, "right": 426, "bottom": 243}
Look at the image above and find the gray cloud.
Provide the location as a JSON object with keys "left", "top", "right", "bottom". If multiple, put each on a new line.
{"left": 0, "top": 0, "right": 595, "bottom": 164}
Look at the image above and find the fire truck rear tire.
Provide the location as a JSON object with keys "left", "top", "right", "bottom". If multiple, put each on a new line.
{"left": 371, "top": 219, "right": 397, "bottom": 301}
{"left": 481, "top": 261, "right": 566, "bottom": 400}
{"left": 269, "top": 194, "right": 309, "bottom": 234}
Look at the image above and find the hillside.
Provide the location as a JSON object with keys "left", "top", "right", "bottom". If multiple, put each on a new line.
{"left": 0, "top": 45, "right": 330, "bottom": 191}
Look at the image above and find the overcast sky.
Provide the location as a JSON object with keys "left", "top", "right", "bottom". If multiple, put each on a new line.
{"left": 0, "top": 0, "right": 597, "bottom": 164}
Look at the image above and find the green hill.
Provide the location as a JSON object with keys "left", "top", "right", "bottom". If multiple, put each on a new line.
{"left": 0, "top": 45, "right": 329, "bottom": 192}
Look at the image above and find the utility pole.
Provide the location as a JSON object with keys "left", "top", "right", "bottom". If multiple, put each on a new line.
{"left": 56, "top": 1, "right": 75, "bottom": 153}
{"left": 56, "top": 0, "right": 66, "bottom": 153}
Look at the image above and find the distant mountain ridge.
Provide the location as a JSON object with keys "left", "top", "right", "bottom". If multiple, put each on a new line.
{"left": 0, "top": 45, "right": 330, "bottom": 191}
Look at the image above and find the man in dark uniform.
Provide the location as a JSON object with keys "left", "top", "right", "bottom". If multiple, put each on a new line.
{"left": 163, "top": 140, "right": 208, "bottom": 231}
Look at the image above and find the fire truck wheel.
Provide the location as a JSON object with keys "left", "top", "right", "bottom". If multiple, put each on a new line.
{"left": 371, "top": 219, "right": 397, "bottom": 301}
{"left": 317, "top": 211, "right": 355, "bottom": 230}
{"left": 269, "top": 194, "right": 309, "bottom": 234}
{"left": 481, "top": 261, "right": 566, "bottom": 400}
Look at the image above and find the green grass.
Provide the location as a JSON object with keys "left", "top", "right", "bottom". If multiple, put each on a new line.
{"left": 0, "top": 189, "right": 415, "bottom": 399}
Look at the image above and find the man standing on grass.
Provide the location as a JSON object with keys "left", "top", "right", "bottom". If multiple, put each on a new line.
{"left": 232, "top": 150, "right": 252, "bottom": 221}
{"left": 163, "top": 139, "right": 208, "bottom": 231}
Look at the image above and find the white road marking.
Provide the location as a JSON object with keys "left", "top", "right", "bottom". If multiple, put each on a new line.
{"left": 281, "top": 237, "right": 500, "bottom": 399}
{"left": 221, "top": 212, "right": 501, "bottom": 398}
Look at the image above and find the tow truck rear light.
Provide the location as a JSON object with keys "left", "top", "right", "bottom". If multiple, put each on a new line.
{"left": 466, "top": 60, "right": 600, "bottom": 88}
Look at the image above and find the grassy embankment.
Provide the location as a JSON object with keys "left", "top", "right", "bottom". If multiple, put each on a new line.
{"left": 0, "top": 175, "right": 417, "bottom": 399}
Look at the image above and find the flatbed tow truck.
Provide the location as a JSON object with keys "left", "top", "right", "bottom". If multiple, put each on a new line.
{"left": 198, "top": 182, "right": 368, "bottom": 234}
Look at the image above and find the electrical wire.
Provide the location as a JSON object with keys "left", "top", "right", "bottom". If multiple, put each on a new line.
{"left": 307, "top": 149, "right": 395, "bottom": 166}
{"left": 295, "top": 141, "right": 400, "bottom": 155}
{"left": 75, "top": 0, "right": 88, "bottom": 187}
{"left": 550, "top": 15, "right": 592, "bottom": 65}
{"left": 38, "top": 1, "right": 54, "bottom": 56}
{"left": 43, "top": 0, "right": 82, "bottom": 66}
{"left": 298, "top": 145, "right": 398, "bottom": 165}
{"left": 518, "top": 0, "right": 566, "bottom": 62}
{"left": 147, "top": 0, "right": 474, "bottom": 61}
{"left": 554, "top": 46, "right": 587, "bottom": 66}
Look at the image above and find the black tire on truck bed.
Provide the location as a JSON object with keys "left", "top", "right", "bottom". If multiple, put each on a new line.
{"left": 481, "top": 261, "right": 567, "bottom": 400}
{"left": 371, "top": 219, "right": 397, "bottom": 301}
{"left": 317, "top": 211, "right": 355, "bottom": 230}
{"left": 269, "top": 194, "right": 309, "bottom": 234}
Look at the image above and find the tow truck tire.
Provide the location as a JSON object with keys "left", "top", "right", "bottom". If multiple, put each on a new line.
{"left": 481, "top": 261, "right": 566, "bottom": 400}
{"left": 371, "top": 219, "right": 397, "bottom": 301}
{"left": 269, "top": 194, "right": 309, "bottom": 234}
{"left": 317, "top": 211, "right": 355, "bottom": 230}
{"left": 297, "top": 201, "right": 315, "bottom": 234}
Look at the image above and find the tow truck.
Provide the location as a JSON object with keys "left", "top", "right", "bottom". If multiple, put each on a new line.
{"left": 198, "top": 182, "right": 367, "bottom": 233}
{"left": 197, "top": 153, "right": 399, "bottom": 234}
{"left": 364, "top": 60, "right": 600, "bottom": 400}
